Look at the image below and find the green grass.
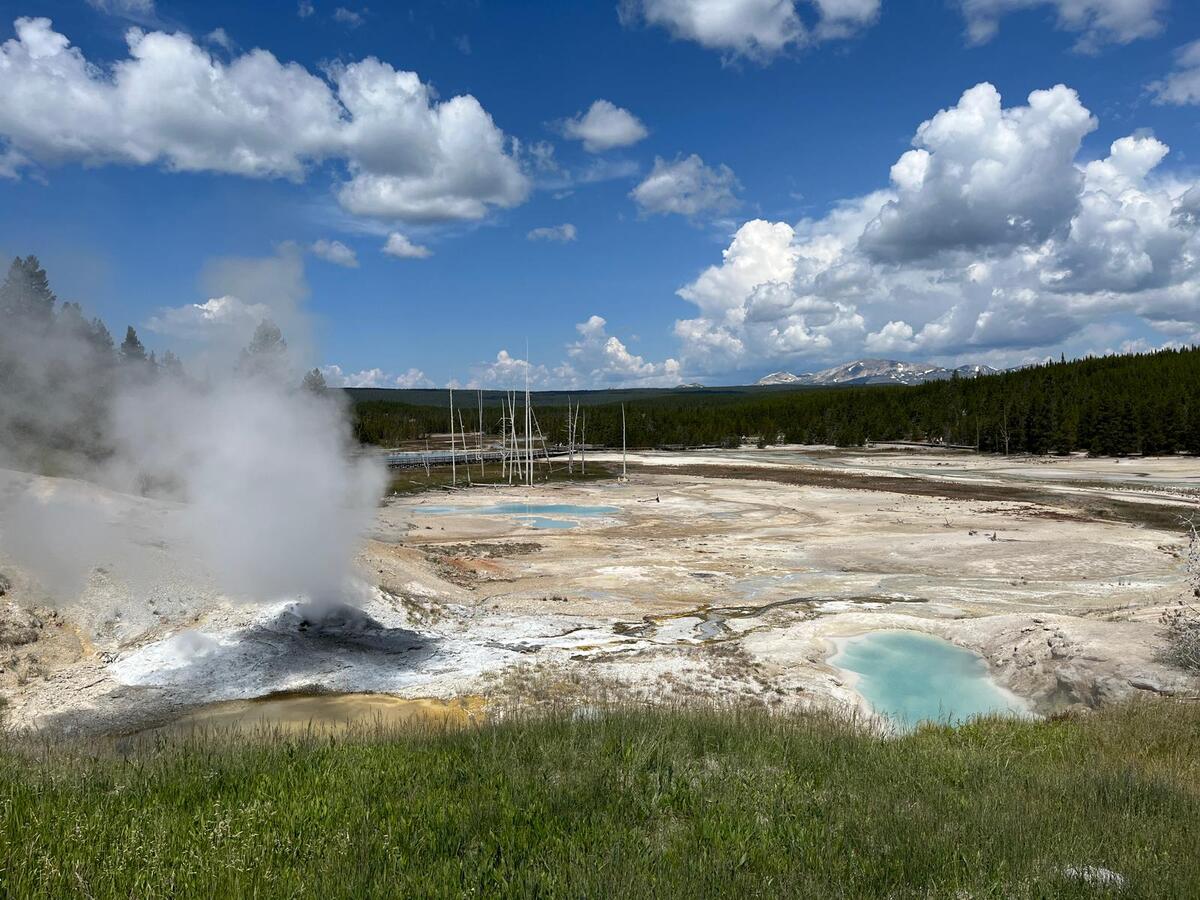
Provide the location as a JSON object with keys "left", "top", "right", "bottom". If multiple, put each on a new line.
{"left": 2, "top": 701, "right": 1198, "bottom": 898}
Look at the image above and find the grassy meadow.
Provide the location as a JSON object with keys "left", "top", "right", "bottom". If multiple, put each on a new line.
{"left": 1, "top": 700, "right": 1198, "bottom": 898}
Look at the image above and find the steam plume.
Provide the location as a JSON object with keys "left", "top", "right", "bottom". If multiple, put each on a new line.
{"left": 0, "top": 251, "right": 386, "bottom": 609}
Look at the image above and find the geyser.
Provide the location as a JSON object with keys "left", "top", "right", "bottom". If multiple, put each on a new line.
{"left": 108, "top": 367, "right": 385, "bottom": 605}
{"left": 0, "top": 252, "right": 386, "bottom": 612}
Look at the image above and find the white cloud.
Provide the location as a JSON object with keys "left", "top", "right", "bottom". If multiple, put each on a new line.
{"left": 678, "top": 218, "right": 798, "bottom": 317}
{"left": 393, "top": 367, "right": 434, "bottom": 388}
{"left": 460, "top": 320, "right": 683, "bottom": 389}
{"left": 145, "top": 295, "right": 271, "bottom": 342}
{"left": 565, "top": 315, "right": 682, "bottom": 386}
{"left": 619, "top": 0, "right": 879, "bottom": 62}
{"left": 812, "top": 0, "right": 882, "bottom": 38}
{"left": 206, "top": 27, "right": 234, "bottom": 52}
{"left": 864, "top": 320, "right": 916, "bottom": 354}
{"left": 333, "top": 7, "right": 364, "bottom": 28}
{"left": 298, "top": 1, "right": 314, "bottom": 18}
{"left": 0, "top": 18, "right": 529, "bottom": 222}
{"left": 1149, "top": 40, "right": 1200, "bottom": 106}
{"left": 526, "top": 140, "right": 559, "bottom": 174}
{"left": 310, "top": 238, "right": 359, "bottom": 267}
{"left": 672, "top": 317, "right": 745, "bottom": 369}
{"left": 144, "top": 244, "right": 317, "bottom": 363}
{"left": 527, "top": 223, "right": 578, "bottom": 242}
{"left": 560, "top": 99, "right": 648, "bottom": 152}
{"left": 321, "top": 364, "right": 433, "bottom": 388}
{"left": 671, "top": 82, "right": 1200, "bottom": 374}
{"left": 860, "top": 83, "right": 1096, "bottom": 261}
{"left": 85, "top": 0, "right": 156, "bottom": 21}
{"left": 381, "top": 232, "right": 432, "bottom": 259}
{"left": 467, "top": 350, "right": 552, "bottom": 389}
{"left": 631, "top": 153, "right": 740, "bottom": 217}
{"left": 958, "top": 0, "right": 1165, "bottom": 51}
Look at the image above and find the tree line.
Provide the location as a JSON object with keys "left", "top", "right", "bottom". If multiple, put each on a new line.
{"left": 5, "top": 253, "right": 1195, "bottom": 461}
{"left": 0, "top": 255, "right": 318, "bottom": 469}
{"left": 351, "top": 347, "right": 1200, "bottom": 456}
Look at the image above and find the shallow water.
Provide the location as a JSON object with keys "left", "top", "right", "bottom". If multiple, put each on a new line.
{"left": 831, "top": 630, "right": 1027, "bottom": 731}
{"left": 417, "top": 502, "right": 619, "bottom": 529}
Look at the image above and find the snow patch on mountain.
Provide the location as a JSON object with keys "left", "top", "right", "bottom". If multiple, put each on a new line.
{"left": 755, "top": 359, "right": 999, "bottom": 386}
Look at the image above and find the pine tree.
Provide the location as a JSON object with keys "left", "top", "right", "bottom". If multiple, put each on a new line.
{"left": 0, "top": 255, "right": 56, "bottom": 323}
{"left": 88, "top": 318, "right": 114, "bottom": 355}
{"left": 302, "top": 367, "right": 327, "bottom": 392}
{"left": 160, "top": 350, "right": 184, "bottom": 377}
{"left": 120, "top": 326, "right": 147, "bottom": 364}
{"left": 238, "top": 319, "right": 288, "bottom": 377}
{"left": 57, "top": 301, "right": 89, "bottom": 338}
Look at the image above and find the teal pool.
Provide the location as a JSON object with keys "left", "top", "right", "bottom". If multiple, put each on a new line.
{"left": 830, "top": 630, "right": 1028, "bottom": 731}
{"left": 416, "top": 502, "right": 619, "bottom": 530}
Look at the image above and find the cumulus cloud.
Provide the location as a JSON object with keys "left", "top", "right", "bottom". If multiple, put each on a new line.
{"left": 460, "top": 320, "right": 683, "bottom": 389}
{"left": 863, "top": 320, "right": 916, "bottom": 354}
{"left": 619, "top": 0, "right": 879, "bottom": 62}
{"left": 146, "top": 244, "right": 315, "bottom": 362}
{"left": 527, "top": 223, "right": 578, "bottom": 242}
{"left": 381, "top": 232, "right": 432, "bottom": 259}
{"left": 321, "top": 364, "right": 433, "bottom": 388}
{"left": 631, "top": 154, "right": 740, "bottom": 217}
{"left": 958, "top": 0, "right": 1165, "bottom": 51}
{"left": 145, "top": 295, "right": 271, "bottom": 343}
{"left": 309, "top": 239, "right": 359, "bottom": 267}
{"left": 467, "top": 350, "right": 553, "bottom": 389}
{"left": 0, "top": 18, "right": 529, "bottom": 223}
{"left": 565, "top": 315, "right": 682, "bottom": 386}
{"left": 859, "top": 83, "right": 1096, "bottom": 261}
{"left": 671, "top": 82, "right": 1200, "bottom": 375}
{"left": 333, "top": 7, "right": 364, "bottom": 28}
{"left": 560, "top": 99, "right": 648, "bottom": 152}
{"left": 1149, "top": 40, "right": 1200, "bottom": 106}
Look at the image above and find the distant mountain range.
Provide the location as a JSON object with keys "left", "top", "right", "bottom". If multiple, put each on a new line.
{"left": 756, "top": 359, "right": 1000, "bottom": 387}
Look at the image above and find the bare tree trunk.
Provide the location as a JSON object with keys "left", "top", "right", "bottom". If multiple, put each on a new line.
{"left": 449, "top": 386, "right": 456, "bottom": 485}
{"left": 478, "top": 389, "right": 485, "bottom": 479}
{"left": 458, "top": 410, "right": 471, "bottom": 485}
{"left": 621, "top": 403, "right": 627, "bottom": 480}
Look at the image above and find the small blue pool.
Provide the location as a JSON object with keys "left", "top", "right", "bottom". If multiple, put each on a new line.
{"left": 831, "top": 630, "right": 1028, "bottom": 731}
{"left": 416, "top": 502, "right": 619, "bottom": 529}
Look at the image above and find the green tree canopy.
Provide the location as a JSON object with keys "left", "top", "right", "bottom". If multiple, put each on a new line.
{"left": 0, "top": 255, "right": 56, "bottom": 324}
{"left": 239, "top": 318, "right": 289, "bottom": 378}
{"left": 120, "top": 326, "right": 147, "bottom": 364}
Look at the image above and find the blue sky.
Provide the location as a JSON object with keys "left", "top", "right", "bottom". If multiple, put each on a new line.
{"left": 1, "top": 0, "right": 1198, "bottom": 387}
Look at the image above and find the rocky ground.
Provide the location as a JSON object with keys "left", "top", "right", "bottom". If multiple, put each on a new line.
{"left": 0, "top": 447, "right": 1196, "bottom": 735}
